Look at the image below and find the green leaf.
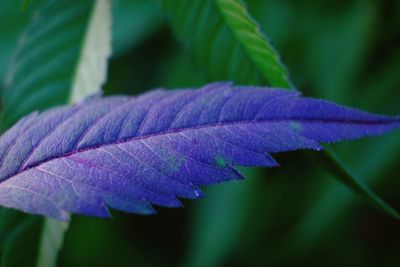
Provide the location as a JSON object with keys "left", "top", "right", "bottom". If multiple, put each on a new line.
{"left": 2, "top": 0, "right": 104, "bottom": 128}
{"left": 302, "top": 0, "right": 376, "bottom": 103}
{"left": 0, "top": 209, "right": 68, "bottom": 267}
{"left": 184, "top": 169, "right": 259, "bottom": 267}
{"left": 35, "top": 219, "right": 69, "bottom": 267}
{"left": 0, "top": 1, "right": 33, "bottom": 81}
{"left": 162, "top": 0, "right": 399, "bottom": 220}
{"left": 275, "top": 134, "right": 400, "bottom": 257}
{"left": 69, "top": 0, "right": 111, "bottom": 103}
{"left": 112, "top": 0, "right": 162, "bottom": 56}
{"left": 0, "top": 209, "right": 41, "bottom": 267}
{"left": 311, "top": 147, "right": 400, "bottom": 219}
{"left": 21, "top": 0, "right": 32, "bottom": 11}
{"left": 161, "top": 0, "right": 291, "bottom": 87}
{"left": 0, "top": 0, "right": 112, "bottom": 266}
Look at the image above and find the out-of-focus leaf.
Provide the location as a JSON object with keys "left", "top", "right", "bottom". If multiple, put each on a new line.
{"left": 21, "top": 0, "right": 33, "bottom": 11}
{"left": 0, "top": 2, "right": 32, "bottom": 81}
{"left": 0, "top": 209, "right": 68, "bottom": 267}
{"left": 242, "top": 1, "right": 400, "bottom": 260}
{"left": 69, "top": 0, "right": 111, "bottom": 102}
{"left": 309, "top": 147, "right": 399, "bottom": 219}
{"left": 245, "top": 0, "right": 292, "bottom": 48}
{"left": 0, "top": 0, "right": 112, "bottom": 266}
{"left": 0, "top": 209, "right": 41, "bottom": 267}
{"left": 162, "top": 1, "right": 400, "bottom": 266}
{"left": 0, "top": 83, "right": 399, "bottom": 219}
{"left": 184, "top": 169, "right": 258, "bottom": 267}
{"left": 112, "top": 0, "right": 162, "bottom": 56}
{"left": 2, "top": 0, "right": 98, "bottom": 127}
{"left": 157, "top": 50, "right": 204, "bottom": 88}
{"left": 362, "top": 53, "right": 400, "bottom": 111}
{"left": 161, "top": 0, "right": 291, "bottom": 87}
{"left": 278, "top": 51, "right": 400, "bottom": 256}
{"left": 277, "top": 132, "right": 400, "bottom": 258}
{"left": 162, "top": 0, "right": 399, "bottom": 220}
{"left": 247, "top": 0, "right": 376, "bottom": 104}
{"left": 304, "top": 0, "right": 376, "bottom": 103}
{"left": 35, "top": 218, "right": 69, "bottom": 267}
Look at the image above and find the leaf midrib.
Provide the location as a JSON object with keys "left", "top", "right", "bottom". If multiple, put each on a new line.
{"left": 5, "top": 116, "right": 398, "bottom": 182}
{"left": 212, "top": 0, "right": 264, "bottom": 83}
{"left": 214, "top": 0, "right": 290, "bottom": 87}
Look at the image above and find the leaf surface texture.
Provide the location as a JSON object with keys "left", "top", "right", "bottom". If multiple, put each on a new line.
{"left": 0, "top": 83, "right": 398, "bottom": 219}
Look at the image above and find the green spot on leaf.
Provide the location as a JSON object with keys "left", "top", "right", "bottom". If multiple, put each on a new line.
{"left": 215, "top": 155, "right": 230, "bottom": 167}
{"left": 290, "top": 122, "right": 302, "bottom": 131}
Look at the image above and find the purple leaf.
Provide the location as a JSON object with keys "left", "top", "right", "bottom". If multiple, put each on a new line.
{"left": 0, "top": 82, "right": 398, "bottom": 220}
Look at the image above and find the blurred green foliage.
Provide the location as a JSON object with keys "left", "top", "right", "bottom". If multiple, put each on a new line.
{"left": 0, "top": 0, "right": 399, "bottom": 266}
